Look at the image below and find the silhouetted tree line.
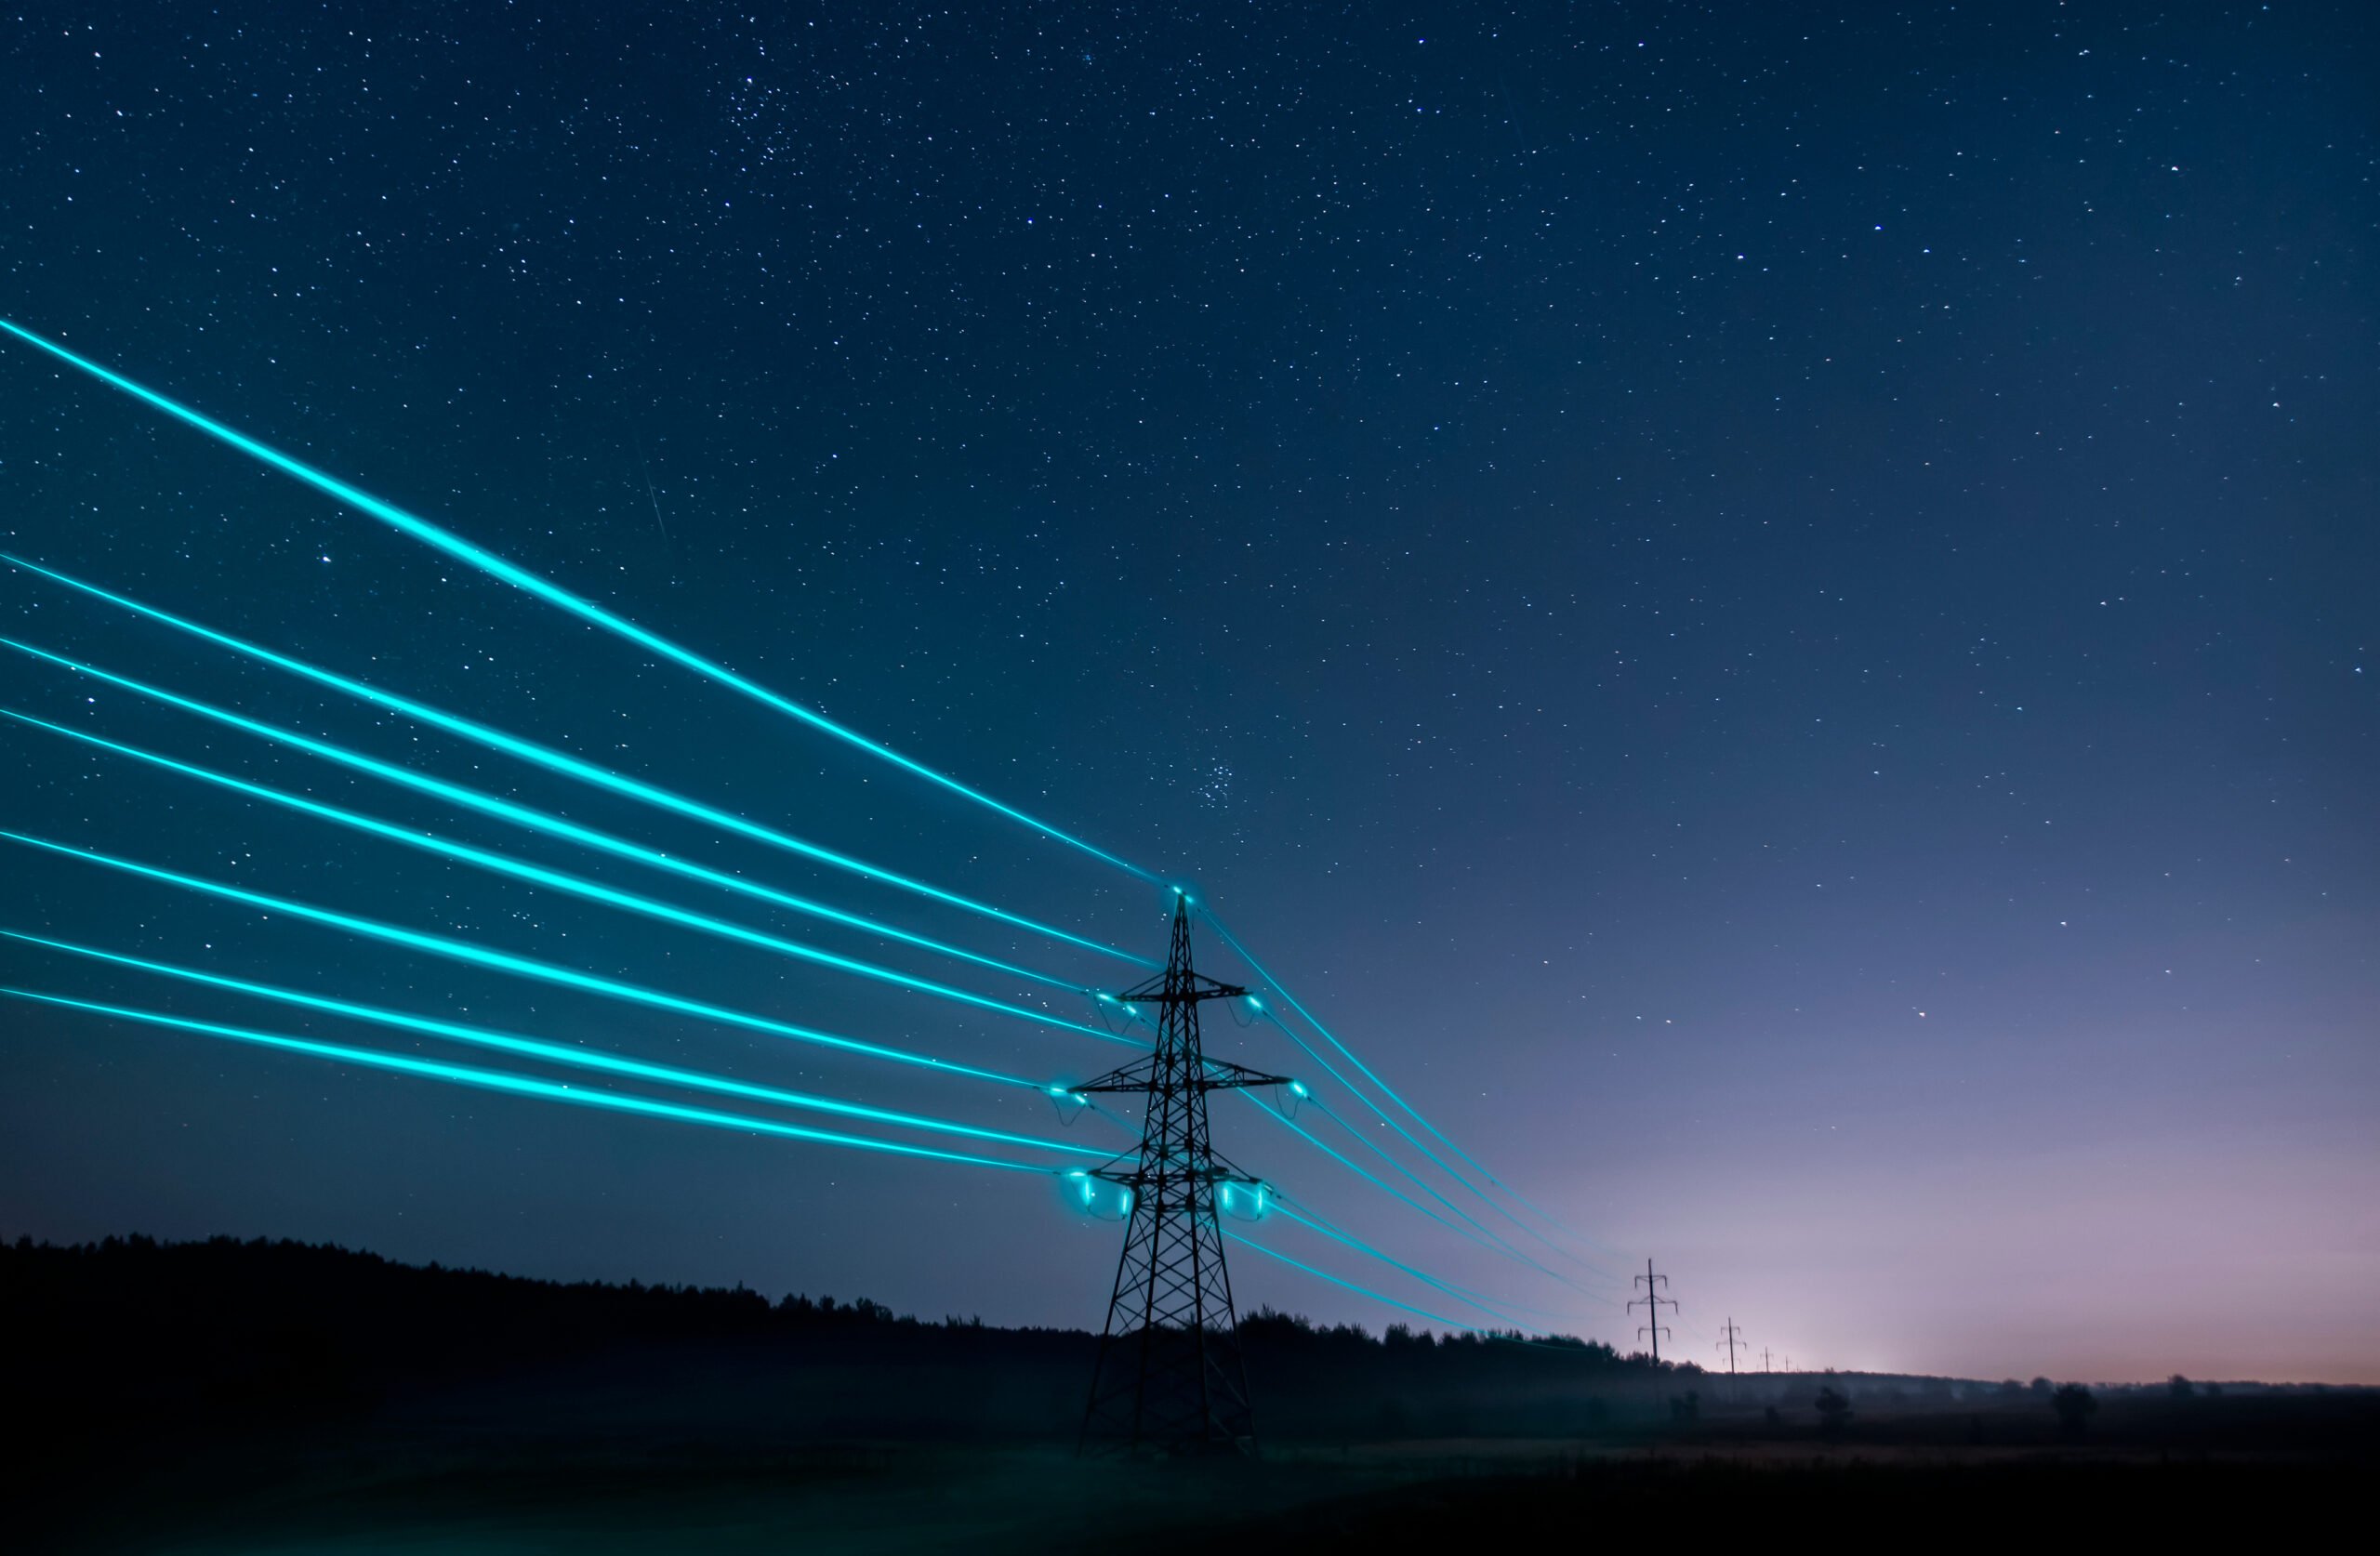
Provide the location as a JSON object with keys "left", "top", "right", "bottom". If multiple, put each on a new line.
{"left": 2, "top": 1233, "right": 1091, "bottom": 1439}
{"left": 1241, "top": 1310, "right": 1626, "bottom": 1365}
{"left": 4, "top": 1231, "right": 970, "bottom": 1345}
{"left": 1, "top": 1234, "right": 1675, "bottom": 1444}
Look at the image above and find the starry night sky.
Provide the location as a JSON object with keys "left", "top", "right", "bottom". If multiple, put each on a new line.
{"left": 1, "top": 3, "right": 2373, "bottom": 1384}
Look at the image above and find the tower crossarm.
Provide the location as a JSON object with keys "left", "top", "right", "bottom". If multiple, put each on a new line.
{"left": 1107, "top": 969, "right": 1248, "bottom": 1007}
{"left": 1075, "top": 1055, "right": 1292, "bottom": 1095}
{"left": 1086, "top": 1162, "right": 1264, "bottom": 1189}
{"left": 1196, "top": 1057, "right": 1294, "bottom": 1091}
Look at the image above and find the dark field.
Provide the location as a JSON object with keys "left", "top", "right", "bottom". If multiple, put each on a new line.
{"left": 9, "top": 1238, "right": 2370, "bottom": 1552}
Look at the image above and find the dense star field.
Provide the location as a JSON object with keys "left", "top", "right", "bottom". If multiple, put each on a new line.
{"left": 0, "top": 2, "right": 2372, "bottom": 1385}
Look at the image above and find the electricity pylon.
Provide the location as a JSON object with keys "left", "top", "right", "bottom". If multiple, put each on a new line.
{"left": 1717, "top": 1317, "right": 1746, "bottom": 1374}
{"left": 1628, "top": 1258, "right": 1677, "bottom": 1365}
{"left": 1078, "top": 890, "right": 1289, "bottom": 1457}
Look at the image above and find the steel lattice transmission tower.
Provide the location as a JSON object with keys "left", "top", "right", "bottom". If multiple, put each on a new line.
{"left": 1716, "top": 1317, "right": 1746, "bottom": 1374}
{"left": 1629, "top": 1258, "right": 1677, "bottom": 1365}
{"left": 1077, "top": 891, "right": 1289, "bottom": 1457}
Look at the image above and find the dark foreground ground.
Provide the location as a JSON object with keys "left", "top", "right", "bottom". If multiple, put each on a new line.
{"left": 8, "top": 1237, "right": 2371, "bottom": 1552}
{"left": 24, "top": 1430, "right": 2372, "bottom": 1554}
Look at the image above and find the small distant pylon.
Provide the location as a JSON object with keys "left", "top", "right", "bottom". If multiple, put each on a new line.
{"left": 1628, "top": 1258, "right": 1677, "bottom": 1365}
{"left": 1076, "top": 890, "right": 1289, "bottom": 1457}
{"left": 1717, "top": 1317, "right": 1745, "bottom": 1374}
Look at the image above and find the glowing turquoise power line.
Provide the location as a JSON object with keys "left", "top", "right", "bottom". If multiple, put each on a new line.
{"left": 2, "top": 987, "right": 1058, "bottom": 1175}
{"left": 0, "top": 318, "right": 1157, "bottom": 883}
{"left": 1229, "top": 1229, "right": 1609, "bottom": 1353}
{"left": 0, "top": 827, "right": 1043, "bottom": 1093}
{"left": 0, "top": 557, "right": 1151, "bottom": 971}
{"left": 1266, "top": 1193, "right": 1608, "bottom": 1326}
{"left": 1208, "top": 907, "right": 1602, "bottom": 1265}
{"left": 2, "top": 930, "right": 1105, "bottom": 1159}
{"left": 1235, "top": 1088, "right": 1576, "bottom": 1292}
{"left": 1218, "top": 904, "right": 1583, "bottom": 1241}
{"left": 1236, "top": 1089, "right": 1492, "bottom": 1256}
{"left": 0, "top": 326, "right": 1602, "bottom": 1283}
{"left": 1244, "top": 999, "right": 1589, "bottom": 1283}
{"left": 1237, "top": 979, "right": 1510, "bottom": 1210}
{"left": 1221, "top": 1229, "right": 1481, "bottom": 1335}
{"left": 1302, "top": 1090, "right": 1598, "bottom": 1289}
{"left": 0, "top": 635, "right": 1085, "bottom": 996}
{"left": 4, "top": 708, "right": 1137, "bottom": 1048}
{"left": 1263, "top": 1197, "right": 1548, "bottom": 1330}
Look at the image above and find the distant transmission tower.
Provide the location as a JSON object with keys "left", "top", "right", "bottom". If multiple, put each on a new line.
{"left": 1078, "top": 891, "right": 1289, "bottom": 1457}
{"left": 1628, "top": 1258, "right": 1677, "bottom": 1365}
{"left": 1717, "top": 1317, "right": 1745, "bottom": 1374}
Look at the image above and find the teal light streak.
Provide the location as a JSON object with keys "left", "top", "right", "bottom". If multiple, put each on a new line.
{"left": 1304, "top": 1092, "right": 1600, "bottom": 1290}
{"left": 1264, "top": 1197, "right": 1540, "bottom": 1329}
{"left": 1206, "top": 906, "right": 1605, "bottom": 1268}
{"left": 1234, "top": 1088, "right": 1565, "bottom": 1287}
{"left": 1220, "top": 903, "right": 1589, "bottom": 1247}
{"left": 1235, "top": 1089, "right": 1468, "bottom": 1242}
{"left": 0, "top": 635, "right": 1084, "bottom": 995}
{"left": 2, "top": 986, "right": 1056, "bottom": 1175}
{"left": 1221, "top": 1229, "right": 1480, "bottom": 1334}
{"left": 1229, "top": 1228, "right": 1608, "bottom": 1355}
{"left": 2, "top": 930, "right": 1105, "bottom": 1159}
{"left": 1244, "top": 999, "right": 1573, "bottom": 1278}
{"left": 0, "top": 827, "right": 1039, "bottom": 1092}
{"left": 4, "top": 708, "right": 1137, "bottom": 1048}
{"left": 0, "top": 319, "right": 1157, "bottom": 883}
{"left": 0, "top": 556, "right": 1151, "bottom": 970}
{"left": 1267, "top": 1193, "right": 1608, "bottom": 1327}
{"left": 1248, "top": 988, "right": 1500, "bottom": 1202}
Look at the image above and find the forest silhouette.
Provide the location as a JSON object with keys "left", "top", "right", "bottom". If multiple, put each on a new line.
{"left": 7, "top": 1234, "right": 2372, "bottom": 1552}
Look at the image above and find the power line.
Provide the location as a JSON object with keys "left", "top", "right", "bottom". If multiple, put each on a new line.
{"left": 1223, "top": 962, "right": 1607, "bottom": 1281}
{"left": 1297, "top": 1091, "right": 1593, "bottom": 1288}
{"left": 0, "top": 319, "right": 1158, "bottom": 883}
{"left": 0, "top": 829, "right": 1041, "bottom": 1094}
{"left": 11, "top": 602, "right": 1595, "bottom": 1323}
{"left": 1628, "top": 1258, "right": 1678, "bottom": 1365}
{"left": 0, "top": 328, "right": 1610, "bottom": 1368}
{"left": 6, "top": 710, "right": 1135, "bottom": 1045}
{"left": 5, "top": 930, "right": 1110, "bottom": 1160}
{"left": 1264, "top": 1195, "right": 1593, "bottom": 1333}
{"left": 0, "top": 640, "right": 1091, "bottom": 993}
{"left": 9, "top": 973, "right": 1579, "bottom": 1363}
{"left": 4, "top": 988, "right": 1064, "bottom": 1175}
{"left": 12, "top": 980, "right": 1544, "bottom": 1352}
{"left": 1205, "top": 909, "right": 1593, "bottom": 1257}
{"left": 1, "top": 560, "right": 1150, "bottom": 969}
{"left": 8, "top": 543, "right": 1579, "bottom": 1298}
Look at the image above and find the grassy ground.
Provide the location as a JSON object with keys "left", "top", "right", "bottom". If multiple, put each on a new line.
{"left": 28, "top": 1407, "right": 2372, "bottom": 1554}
